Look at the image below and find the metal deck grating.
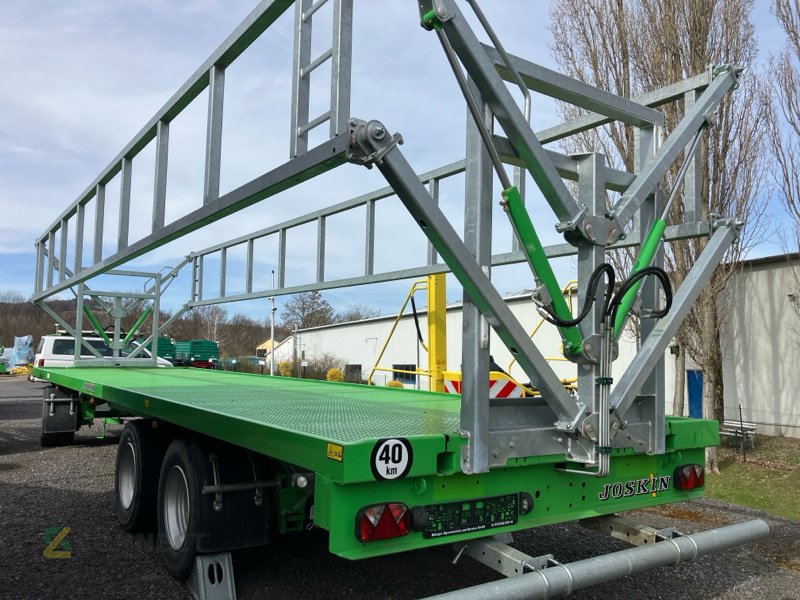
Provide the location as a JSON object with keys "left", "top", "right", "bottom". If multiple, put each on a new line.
{"left": 55, "top": 368, "right": 461, "bottom": 443}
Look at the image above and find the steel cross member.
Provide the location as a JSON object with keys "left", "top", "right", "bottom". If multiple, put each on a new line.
{"left": 609, "top": 67, "right": 739, "bottom": 238}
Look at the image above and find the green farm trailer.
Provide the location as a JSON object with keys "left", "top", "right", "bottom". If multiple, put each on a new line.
{"left": 173, "top": 339, "right": 218, "bottom": 368}
{"left": 137, "top": 336, "right": 176, "bottom": 362}
{"left": 30, "top": 1, "right": 769, "bottom": 598}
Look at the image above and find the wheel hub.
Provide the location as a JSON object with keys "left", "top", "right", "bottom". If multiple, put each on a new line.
{"left": 164, "top": 465, "right": 189, "bottom": 550}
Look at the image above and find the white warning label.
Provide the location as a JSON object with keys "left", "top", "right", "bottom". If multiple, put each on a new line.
{"left": 370, "top": 438, "right": 412, "bottom": 480}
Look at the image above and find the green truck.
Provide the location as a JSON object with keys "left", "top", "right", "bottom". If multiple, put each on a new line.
{"left": 30, "top": 2, "right": 768, "bottom": 598}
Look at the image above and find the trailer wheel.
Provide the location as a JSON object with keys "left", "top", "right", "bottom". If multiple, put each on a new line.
{"left": 115, "top": 420, "right": 165, "bottom": 532}
{"left": 158, "top": 438, "right": 201, "bottom": 581}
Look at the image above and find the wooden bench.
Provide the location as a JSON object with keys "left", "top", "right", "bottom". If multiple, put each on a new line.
{"left": 719, "top": 420, "right": 757, "bottom": 451}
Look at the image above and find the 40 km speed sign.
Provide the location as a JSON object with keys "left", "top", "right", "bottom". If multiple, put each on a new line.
{"left": 370, "top": 438, "right": 413, "bottom": 480}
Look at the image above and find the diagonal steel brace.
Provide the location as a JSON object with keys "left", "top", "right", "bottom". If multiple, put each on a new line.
{"left": 610, "top": 67, "right": 739, "bottom": 239}
{"left": 348, "top": 119, "right": 583, "bottom": 430}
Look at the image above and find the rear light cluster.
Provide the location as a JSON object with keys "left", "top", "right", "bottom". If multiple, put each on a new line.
{"left": 357, "top": 503, "right": 411, "bottom": 542}
{"left": 674, "top": 464, "right": 704, "bottom": 490}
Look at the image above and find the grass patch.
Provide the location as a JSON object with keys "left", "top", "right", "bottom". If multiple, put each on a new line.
{"left": 704, "top": 434, "right": 800, "bottom": 522}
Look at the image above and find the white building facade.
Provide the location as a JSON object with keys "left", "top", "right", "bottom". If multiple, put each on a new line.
{"left": 720, "top": 254, "right": 800, "bottom": 436}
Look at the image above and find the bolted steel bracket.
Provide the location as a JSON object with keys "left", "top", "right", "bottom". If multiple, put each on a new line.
{"left": 248, "top": 456, "right": 262, "bottom": 507}
{"left": 419, "top": 0, "right": 453, "bottom": 30}
{"left": 209, "top": 454, "right": 223, "bottom": 511}
{"left": 455, "top": 536, "right": 554, "bottom": 578}
{"left": 553, "top": 398, "right": 587, "bottom": 434}
{"left": 580, "top": 411, "right": 623, "bottom": 444}
{"left": 576, "top": 334, "right": 618, "bottom": 366}
{"left": 579, "top": 215, "right": 615, "bottom": 246}
{"left": 582, "top": 514, "right": 680, "bottom": 546}
{"left": 347, "top": 119, "right": 403, "bottom": 169}
{"left": 554, "top": 203, "right": 588, "bottom": 235}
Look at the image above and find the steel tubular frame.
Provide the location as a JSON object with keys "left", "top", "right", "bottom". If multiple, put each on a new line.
{"left": 413, "top": 0, "right": 739, "bottom": 470}
{"left": 32, "top": 1, "right": 740, "bottom": 475}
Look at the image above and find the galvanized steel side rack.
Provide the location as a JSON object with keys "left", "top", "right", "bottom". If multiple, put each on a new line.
{"left": 33, "top": 0, "right": 737, "bottom": 475}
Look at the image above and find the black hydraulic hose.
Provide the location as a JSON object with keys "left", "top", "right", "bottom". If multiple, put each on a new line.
{"left": 541, "top": 263, "right": 616, "bottom": 327}
{"left": 608, "top": 266, "right": 673, "bottom": 326}
{"left": 410, "top": 296, "right": 425, "bottom": 344}
{"left": 541, "top": 264, "right": 672, "bottom": 331}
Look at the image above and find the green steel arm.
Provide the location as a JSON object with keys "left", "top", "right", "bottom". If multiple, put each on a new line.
{"left": 502, "top": 186, "right": 582, "bottom": 355}
{"left": 82, "top": 305, "right": 112, "bottom": 345}
{"left": 123, "top": 306, "right": 153, "bottom": 345}
{"left": 612, "top": 219, "right": 667, "bottom": 339}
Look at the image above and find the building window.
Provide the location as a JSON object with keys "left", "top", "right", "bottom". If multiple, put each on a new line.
{"left": 392, "top": 364, "right": 416, "bottom": 385}
{"left": 256, "top": 348, "right": 266, "bottom": 358}
{"left": 345, "top": 364, "right": 362, "bottom": 382}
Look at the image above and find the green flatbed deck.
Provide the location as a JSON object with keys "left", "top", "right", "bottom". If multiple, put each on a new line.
{"left": 35, "top": 366, "right": 460, "bottom": 483}
{"left": 36, "top": 365, "right": 720, "bottom": 559}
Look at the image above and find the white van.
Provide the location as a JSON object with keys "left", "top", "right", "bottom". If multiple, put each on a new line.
{"left": 30, "top": 335, "right": 172, "bottom": 381}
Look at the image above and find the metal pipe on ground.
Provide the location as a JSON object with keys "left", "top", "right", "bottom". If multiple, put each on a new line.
{"left": 422, "top": 519, "right": 770, "bottom": 600}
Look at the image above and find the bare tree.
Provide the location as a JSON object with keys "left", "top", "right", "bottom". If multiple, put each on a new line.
{"left": 221, "top": 313, "right": 269, "bottom": 358}
{"left": 0, "top": 291, "right": 27, "bottom": 304}
{"left": 197, "top": 305, "right": 228, "bottom": 344}
{"left": 550, "top": 0, "right": 768, "bottom": 472}
{"left": 280, "top": 291, "right": 335, "bottom": 329}
{"left": 336, "top": 304, "right": 382, "bottom": 323}
{"left": 768, "top": 0, "right": 800, "bottom": 321}
{"left": 167, "top": 305, "right": 228, "bottom": 346}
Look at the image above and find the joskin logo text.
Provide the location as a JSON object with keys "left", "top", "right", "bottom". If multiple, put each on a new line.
{"left": 598, "top": 476, "right": 671, "bottom": 501}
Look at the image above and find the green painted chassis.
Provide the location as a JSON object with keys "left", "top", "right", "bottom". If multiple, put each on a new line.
{"left": 33, "top": 366, "right": 718, "bottom": 560}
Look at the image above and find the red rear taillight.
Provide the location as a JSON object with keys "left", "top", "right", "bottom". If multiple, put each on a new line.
{"left": 37, "top": 359, "right": 45, "bottom": 367}
{"left": 674, "top": 464, "right": 705, "bottom": 490}
{"left": 357, "top": 503, "right": 411, "bottom": 542}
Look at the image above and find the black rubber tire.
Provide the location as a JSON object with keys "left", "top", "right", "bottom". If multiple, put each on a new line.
{"left": 115, "top": 419, "right": 166, "bottom": 532}
{"left": 157, "top": 438, "right": 201, "bottom": 581}
{"left": 40, "top": 432, "right": 74, "bottom": 447}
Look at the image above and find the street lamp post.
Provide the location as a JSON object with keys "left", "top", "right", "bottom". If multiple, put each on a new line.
{"left": 269, "top": 270, "right": 276, "bottom": 376}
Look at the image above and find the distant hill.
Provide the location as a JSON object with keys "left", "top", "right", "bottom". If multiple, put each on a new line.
{"left": 0, "top": 295, "right": 77, "bottom": 347}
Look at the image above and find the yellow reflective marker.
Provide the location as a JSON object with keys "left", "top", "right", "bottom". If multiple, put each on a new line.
{"left": 326, "top": 443, "right": 343, "bottom": 462}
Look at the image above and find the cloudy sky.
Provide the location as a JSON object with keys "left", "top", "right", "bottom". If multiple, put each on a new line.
{"left": 0, "top": 0, "right": 786, "bottom": 322}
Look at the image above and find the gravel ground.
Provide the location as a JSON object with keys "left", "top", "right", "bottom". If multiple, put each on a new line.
{"left": 1, "top": 375, "right": 798, "bottom": 600}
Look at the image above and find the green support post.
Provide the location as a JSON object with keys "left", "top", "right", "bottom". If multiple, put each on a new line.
{"left": 502, "top": 186, "right": 583, "bottom": 356}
